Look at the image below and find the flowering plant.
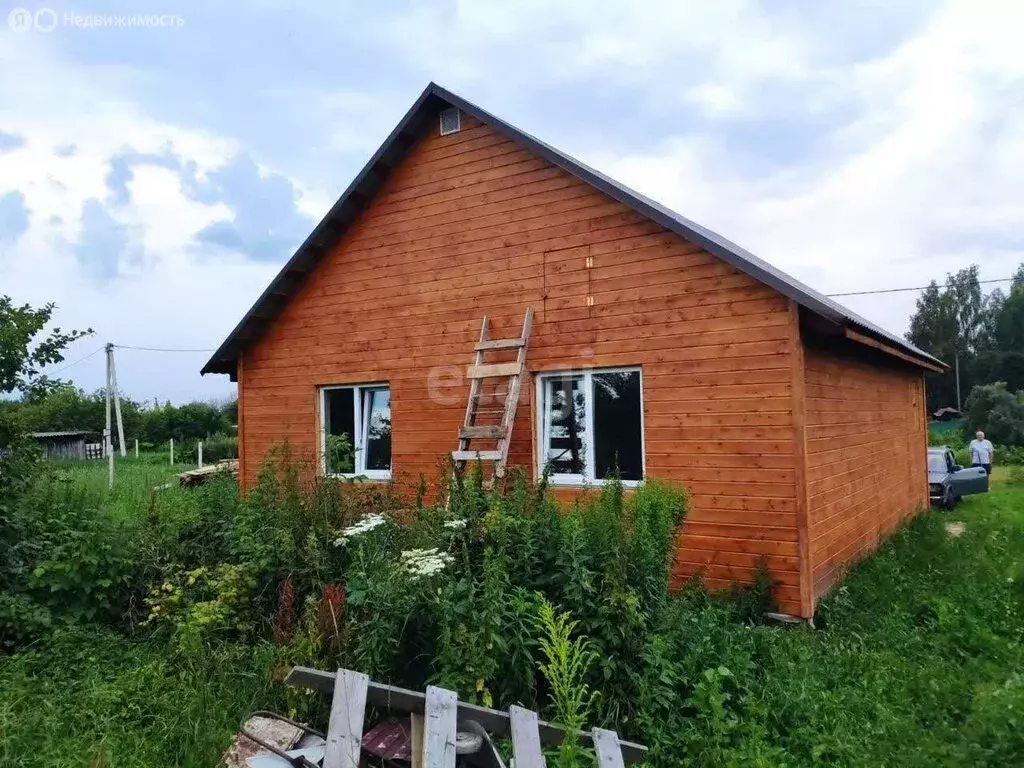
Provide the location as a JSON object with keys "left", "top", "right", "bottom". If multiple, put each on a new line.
{"left": 333, "top": 514, "right": 389, "bottom": 546}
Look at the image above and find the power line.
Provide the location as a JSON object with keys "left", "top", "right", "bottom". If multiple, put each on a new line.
{"left": 113, "top": 344, "right": 215, "bottom": 353}
{"left": 827, "top": 277, "right": 1014, "bottom": 298}
{"left": 46, "top": 346, "right": 105, "bottom": 375}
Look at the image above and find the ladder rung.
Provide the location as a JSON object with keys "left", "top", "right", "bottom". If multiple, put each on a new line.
{"left": 474, "top": 338, "right": 526, "bottom": 351}
{"left": 452, "top": 450, "right": 502, "bottom": 461}
{"left": 459, "top": 426, "right": 507, "bottom": 440}
{"left": 467, "top": 362, "right": 522, "bottom": 379}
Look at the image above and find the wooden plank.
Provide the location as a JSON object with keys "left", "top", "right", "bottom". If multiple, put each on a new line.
{"left": 844, "top": 327, "right": 945, "bottom": 373}
{"left": 422, "top": 686, "right": 457, "bottom": 768}
{"left": 284, "top": 667, "right": 647, "bottom": 763}
{"left": 789, "top": 301, "right": 814, "bottom": 618}
{"left": 498, "top": 307, "right": 534, "bottom": 476}
{"left": 324, "top": 668, "right": 368, "bottom": 768}
{"left": 410, "top": 714, "right": 424, "bottom": 768}
{"left": 509, "top": 705, "right": 545, "bottom": 768}
{"left": 467, "top": 362, "right": 522, "bottom": 379}
{"left": 459, "top": 425, "right": 507, "bottom": 440}
{"left": 592, "top": 728, "right": 626, "bottom": 768}
{"left": 475, "top": 338, "right": 526, "bottom": 351}
{"left": 452, "top": 450, "right": 502, "bottom": 461}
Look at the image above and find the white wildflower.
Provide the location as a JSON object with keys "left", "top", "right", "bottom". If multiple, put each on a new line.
{"left": 333, "top": 513, "right": 389, "bottom": 546}
{"left": 400, "top": 547, "right": 454, "bottom": 579}
{"left": 443, "top": 518, "right": 467, "bottom": 530}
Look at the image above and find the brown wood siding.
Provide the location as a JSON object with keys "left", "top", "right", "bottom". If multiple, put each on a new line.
{"left": 239, "top": 114, "right": 802, "bottom": 613}
{"left": 802, "top": 335, "right": 928, "bottom": 605}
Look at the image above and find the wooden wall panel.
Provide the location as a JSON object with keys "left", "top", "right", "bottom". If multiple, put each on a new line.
{"left": 802, "top": 337, "right": 928, "bottom": 605}
{"left": 238, "top": 113, "right": 802, "bottom": 613}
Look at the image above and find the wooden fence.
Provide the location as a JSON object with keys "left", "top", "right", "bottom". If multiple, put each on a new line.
{"left": 284, "top": 666, "right": 646, "bottom": 767}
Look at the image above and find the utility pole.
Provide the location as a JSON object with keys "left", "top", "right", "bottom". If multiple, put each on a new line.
{"left": 955, "top": 351, "right": 962, "bottom": 412}
{"left": 105, "top": 343, "right": 114, "bottom": 488}
{"left": 109, "top": 345, "right": 126, "bottom": 457}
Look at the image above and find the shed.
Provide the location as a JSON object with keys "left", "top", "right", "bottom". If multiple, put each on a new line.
{"left": 30, "top": 430, "right": 101, "bottom": 460}
{"left": 202, "top": 83, "right": 946, "bottom": 617}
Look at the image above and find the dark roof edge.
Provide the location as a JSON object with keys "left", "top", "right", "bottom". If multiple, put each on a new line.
{"left": 203, "top": 82, "right": 946, "bottom": 376}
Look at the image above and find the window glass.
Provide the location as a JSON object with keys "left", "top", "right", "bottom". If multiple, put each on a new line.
{"left": 545, "top": 374, "right": 586, "bottom": 476}
{"left": 593, "top": 370, "right": 642, "bottom": 480}
{"left": 539, "top": 368, "right": 643, "bottom": 484}
{"left": 324, "top": 388, "right": 355, "bottom": 474}
{"left": 362, "top": 387, "right": 392, "bottom": 471}
{"left": 927, "top": 453, "right": 947, "bottom": 473}
{"left": 322, "top": 384, "right": 391, "bottom": 476}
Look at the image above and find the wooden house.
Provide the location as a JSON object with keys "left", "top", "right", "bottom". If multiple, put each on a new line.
{"left": 202, "top": 84, "right": 946, "bottom": 617}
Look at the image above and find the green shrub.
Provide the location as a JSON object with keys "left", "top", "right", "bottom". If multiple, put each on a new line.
{"left": 535, "top": 597, "right": 599, "bottom": 768}
{"left": 143, "top": 563, "right": 259, "bottom": 652}
{"left": 965, "top": 382, "right": 1024, "bottom": 445}
{"left": 999, "top": 444, "right": 1024, "bottom": 466}
{"left": 0, "top": 593, "right": 52, "bottom": 651}
{"left": 203, "top": 433, "right": 238, "bottom": 462}
{"left": 5, "top": 472, "right": 136, "bottom": 623}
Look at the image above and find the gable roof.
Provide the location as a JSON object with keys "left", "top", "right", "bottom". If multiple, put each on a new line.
{"left": 202, "top": 82, "right": 946, "bottom": 377}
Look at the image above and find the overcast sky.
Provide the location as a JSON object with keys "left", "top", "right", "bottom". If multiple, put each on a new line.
{"left": 1, "top": 1, "right": 1022, "bottom": 403}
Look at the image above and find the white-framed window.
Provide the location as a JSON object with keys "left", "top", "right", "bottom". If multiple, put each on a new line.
{"left": 320, "top": 384, "right": 392, "bottom": 479}
{"left": 536, "top": 367, "right": 645, "bottom": 486}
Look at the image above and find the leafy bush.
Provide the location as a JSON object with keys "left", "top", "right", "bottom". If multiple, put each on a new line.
{"left": 535, "top": 597, "right": 599, "bottom": 767}
{"left": 965, "top": 382, "right": 1024, "bottom": 446}
{"left": 998, "top": 444, "right": 1024, "bottom": 466}
{"left": 144, "top": 563, "right": 259, "bottom": 652}
{"left": 4, "top": 473, "right": 135, "bottom": 623}
{"left": 0, "top": 593, "right": 52, "bottom": 651}
{"left": 173, "top": 433, "right": 238, "bottom": 464}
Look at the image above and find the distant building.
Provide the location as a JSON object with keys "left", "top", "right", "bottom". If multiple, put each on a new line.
{"left": 30, "top": 430, "right": 102, "bottom": 460}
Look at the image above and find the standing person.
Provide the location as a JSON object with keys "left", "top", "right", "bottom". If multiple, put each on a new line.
{"left": 969, "top": 430, "right": 994, "bottom": 475}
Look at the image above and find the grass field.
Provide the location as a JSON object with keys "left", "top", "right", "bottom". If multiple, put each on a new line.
{"left": 1, "top": 462, "right": 1022, "bottom": 766}
{"left": 49, "top": 455, "right": 200, "bottom": 521}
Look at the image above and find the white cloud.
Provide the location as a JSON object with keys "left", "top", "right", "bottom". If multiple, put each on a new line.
{"left": 3, "top": 0, "right": 1022, "bottom": 402}
{"left": 0, "top": 39, "right": 296, "bottom": 402}
{"left": 583, "top": 0, "right": 1024, "bottom": 339}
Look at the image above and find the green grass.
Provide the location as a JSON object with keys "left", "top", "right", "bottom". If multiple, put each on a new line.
{"left": 1, "top": 468, "right": 1022, "bottom": 766}
{"left": 48, "top": 455, "right": 199, "bottom": 521}
{"left": 0, "top": 628, "right": 283, "bottom": 767}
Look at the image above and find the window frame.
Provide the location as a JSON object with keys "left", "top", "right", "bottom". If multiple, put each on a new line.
{"left": 535, "top": 366, "right": 645, "bottom": 487}
{"left": 319, "top": 382, "right": 392, "bottom": 480}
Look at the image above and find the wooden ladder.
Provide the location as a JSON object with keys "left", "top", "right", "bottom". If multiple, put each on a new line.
{"left": 451, "top": 308, "right": 535, "bottom": 481}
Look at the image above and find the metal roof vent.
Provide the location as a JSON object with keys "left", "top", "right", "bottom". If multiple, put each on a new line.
{"left": 439, "top": 107, "right": 461, "bottom": 136}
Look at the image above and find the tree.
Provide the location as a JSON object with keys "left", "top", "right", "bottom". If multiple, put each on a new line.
{"left": 906, "top": 265, "right": 1016, "bottom": 412}
{"left": 908, "top": 280, "right": 958, "bottom": 362}
{"left": 0, "top": 296, "right": 92, "bottom": 398}
{"left": 15, "top": 385, "right": 143, "bottom": 448}
{"left": 1, "top": 297, "right": 91, "bottom": 529}
{"left": 964, "top": 383, "right": 1024, "bottom": 446}
{"left": 908, "top": 280, "right": 960, "bottom": 411}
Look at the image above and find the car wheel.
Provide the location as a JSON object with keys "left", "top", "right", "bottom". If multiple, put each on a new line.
{"left": 943, "top": 487, "right": 956, "bottom": 508}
